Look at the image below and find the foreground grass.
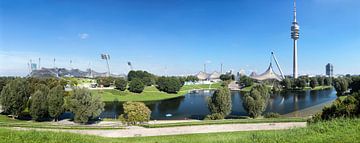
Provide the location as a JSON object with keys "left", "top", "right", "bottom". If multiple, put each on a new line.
{"left": 142, "top": 117, "right": 307, "bottom": 128}
{"left": 92, "top": 83, "right": 221, "bottom": 102}
{"left": 1, "top": 118, "right": 359, "bottom": 143}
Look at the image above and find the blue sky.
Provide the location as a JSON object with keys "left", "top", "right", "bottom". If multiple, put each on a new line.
{"left": 0, "top": 0, "right": 359, "bottom": 76}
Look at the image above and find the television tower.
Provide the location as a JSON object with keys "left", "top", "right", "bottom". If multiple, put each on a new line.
{"left": 291, "top": 0, "right": 300, "bottom": 79}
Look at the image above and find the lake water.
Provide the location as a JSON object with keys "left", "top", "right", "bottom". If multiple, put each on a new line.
{"left": 100, "top": 89, "right": 337, "bottom": 120}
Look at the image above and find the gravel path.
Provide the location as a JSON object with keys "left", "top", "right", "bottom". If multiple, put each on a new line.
{"left": 13, "top": 122, "right": 306, "bottom": 138}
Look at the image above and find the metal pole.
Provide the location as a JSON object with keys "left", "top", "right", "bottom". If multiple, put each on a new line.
{"left": 106, "top": 57, "right": 111, "bottom": 77}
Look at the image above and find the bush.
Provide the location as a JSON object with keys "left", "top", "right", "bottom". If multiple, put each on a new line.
{"left": 48, "top": 85, "right": 65, "bottom": 121}
{"left": 242, "top": 84, "right": 270, "bottom": 118}
{"left": 96, "top": 77, "right": 114, "bottom": 87}
{"left": 114, "top": 78, "right": 127, "bottom": 91}
{"left": 156, "top": 76, "right": 182, "bottom": 94}
{"left": 204, "top": 113, "right": 225, "bottom": 120}
{"left": 119, "top": 102, "right": 151, "bottom": 125}
{"left": 264, "top": 112, "right": 280, "bottom": 118}
{"left": 0, "top": 78, "right": 30, "bottom": 117}
{"left": 65, "top": 88, "right": 104, "bottom": 124}
{"left": 207, "top": 86, "right": 232, "bottom": 119}
{"left": 128, "top": 78, "right": 145, "bottom": 93}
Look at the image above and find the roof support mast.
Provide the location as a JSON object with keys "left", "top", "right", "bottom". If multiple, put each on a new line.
{"left": 271, "top": 52, "right": 285, "bottom": 80}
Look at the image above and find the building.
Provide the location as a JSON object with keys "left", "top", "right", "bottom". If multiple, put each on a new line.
{"left": 326, "top": 63, "right": 334, "bottom": 77}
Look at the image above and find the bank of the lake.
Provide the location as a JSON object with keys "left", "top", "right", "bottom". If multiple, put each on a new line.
{"left": 91, "top": 83, "right": 221, "bottom": 102}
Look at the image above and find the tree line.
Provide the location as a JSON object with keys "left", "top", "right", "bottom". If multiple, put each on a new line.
{"left": 0, "top": 77, "right": 104, "bottom": 124}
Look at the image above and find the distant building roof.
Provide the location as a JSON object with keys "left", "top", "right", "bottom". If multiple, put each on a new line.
{"left": 196, "top": 71, "right": 209, "bottom": 80}
{"left": 250, "top": 64, "right": 282, "bottom": 81}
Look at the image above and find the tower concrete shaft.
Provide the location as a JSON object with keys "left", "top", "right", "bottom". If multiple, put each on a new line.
{"left": 291, "top": 0, "right": 299, "bottom": 79}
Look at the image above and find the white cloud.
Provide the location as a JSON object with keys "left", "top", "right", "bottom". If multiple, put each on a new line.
{"left": 78, "top": 33, "right": 89, "bottom": 39}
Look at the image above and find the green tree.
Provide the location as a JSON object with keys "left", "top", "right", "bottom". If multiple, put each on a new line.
{"left": 0, "top": 78, "right": 30, "bottom": 117}
{"left": 185, "top": 76, "right": 199, "bottom": 82}
{"left": 206, "top": 86, "right": 232, "bottom": 119}
{"left": 65, "top": 88, "right": 104, "bottom": 124}
{"left": 30, "top": 90, "right": 49, "bottom": 121}
{"left": 310, "top": 78, "right": 318, "bottom": 89}
{"left": 280, "top": 78, "right": 293, "bottom": 90}
{"left": 96, "top": 77, "right": 114, "bottom": 87}
{"left": 242, "top": 84, "right": 270, "bottom": 118}
{"left": 317, "top": 77, "right": 325, "bottom": 86}
{"left": 334, "top": 78, "right": 349, "bottom": 96}
{"left": 324, "top": 77, "right": 332, "bottom": 86}
{"left": 295, "top": 78, "right": 307, "bottom": 89}
{"left": 114, "top": 78, "right": 127, "bottom": 91}
{"left": 48, "top": 85, "right": 65, "bottom": 121}
{"left": 128, "top": 78, "right": 145, "bottom": 93}
{"left": 239, "top": 75, "right": 254, "bottom": 87}
{"left": 156, "top": 76, "right": 182, "bottom": 93}
{"left": 119, "top": 102, "right": 151, "bottom": 125}
{"left": 350, "top": 76, "right": 360, "bottom": 93}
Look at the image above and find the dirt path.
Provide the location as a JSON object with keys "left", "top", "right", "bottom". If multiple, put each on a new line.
{"left": 13, "top": 122, "right": 306, "bottom": 138}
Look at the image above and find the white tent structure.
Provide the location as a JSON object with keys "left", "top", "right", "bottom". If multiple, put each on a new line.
{"left": 208, "top": 71, "right": 221, "bottom": 82}
{"left": 250, "top": 64, "right": 282, "bottom": 81}
{"left": 196, "top": 71, "right": 209, "bottom": 81}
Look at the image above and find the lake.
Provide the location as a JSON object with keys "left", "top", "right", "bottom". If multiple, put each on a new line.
{"left": 100, "top": 89, "right": 337, "bottom": 120}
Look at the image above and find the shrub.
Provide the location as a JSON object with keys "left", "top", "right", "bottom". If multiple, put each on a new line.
{"left": 114, "top": 78, "right": 127, "bottom": 91}
{"left": 128, "top": 78, "right": 145, "bottom": 93}
{"left": 65, "top": 88, "right": 104, "bottom": 124}
{"left": 156, "top": 76, "right": 182, "bottom": 93}
{"left": 207, "top": 86, "right": 232, "bottom": 119}
{"left": 204, "top": 113, "right": 224, "bottom": 120}
{"left": 119, "top": 102, "right": 151, "bottom": 125}
{"left": 242, "top": 84, "right": 270, "bottom": 118}
{"left": 0, "top": 78, "right": 30, "bottom": 117}
{"left": 48, "top": 85, "right": 65, "bottom": 121}
{"left": 264, "top": 112, "right": 280, "bottom": 118}
{"left": 96, "top": 77, "right": 114, "bottom": 87}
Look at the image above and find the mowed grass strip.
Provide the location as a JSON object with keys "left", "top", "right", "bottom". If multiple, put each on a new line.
{"left": 1, "top": 118, "right": 360, "bottom": 143}
{"left": 92, "top": 83, "right": 221, "bottom": 102}
{"left": 142, "top": 117, "right": 307, "bottom": 128}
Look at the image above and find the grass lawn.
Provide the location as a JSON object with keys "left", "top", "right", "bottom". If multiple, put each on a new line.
{"left": 92, "top": 83, "right": 221, "bottom": 102}
{"left": 142, "top": 117, "right": 307, "bottom": 128}
{"left": 0, "top": 115, "right": 124, "bottom": 130}
{"left": 1, "top": 118, "right": 359, "bottom": 143}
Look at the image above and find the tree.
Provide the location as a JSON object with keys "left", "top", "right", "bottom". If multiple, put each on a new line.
{"left": 48, "top": 85, "right": 65, "bottom": 121}
{"left": 30, "top": 90, "right": 49, "bottom": 121}
{"left": 280, "top": 78, "right": 293, "bottom": 90}
{"left": 128, "top": 78, "right": 145, "bottom": 93}
{"left": 206, "top": 86, "right": 232, "bottom": 119}
{"left": 114, "top": 78, "right": 127, "bottom": 91}
{"left": 127, "top": 70, "right": 156, "bottom": 86}
{"left": 65, "top": 88, "right": 104, "bottom": 123}
{"left": 324, "top": 77, "right": 332, "bottom": 86}
{"left": 185, "top": 76, "right": 199, "bottom": 82}
{"left": 334, "top": 78, "right": 349, "bottom": 96}
{"left": 239, "top": 75, "right": 254, "bottom": 87}
{"left": 310, "top": 78, "right": 318, "bottom": 89}
{"left": 119, "top": 102, "right": 151, "bottom": 125}
{"left": 242, "top": 84, "right": 270, "bottom": 118}
{"left": 295, "top": 78, "right": 307, "bottom": 89}
{"left": 0, "top": 77, "right": 14, "bottom": 93}
{"left": 220, "top": 74, "right": 233, "bottom": 81}
{"left": 96, "top": 77, "right": 114, "bottom": 87}
{"left": 350, "top": 76, "right": 360, "bottom": 93}
{"left": 317, "top": 77, "right": 325, "bottom": 86}
{"left": 156, "top": 76, "right": 182, "bottom": 93}
{"left": 0, "top": 78, "right": 30, "bottom": 117}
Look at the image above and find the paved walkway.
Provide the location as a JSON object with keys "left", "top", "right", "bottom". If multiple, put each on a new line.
{"left": 13, "top": 122, "right": 306, "bottom": 138}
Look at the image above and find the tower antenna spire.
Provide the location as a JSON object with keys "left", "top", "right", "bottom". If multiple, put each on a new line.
{"left": 293, "top": 0, "right": 297, "bottom": 22}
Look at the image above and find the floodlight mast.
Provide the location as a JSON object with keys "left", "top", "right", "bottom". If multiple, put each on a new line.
{"left": 271, "top": 52, "right": 285, "bottom": 80}
{"left": 101, "top": 54, "right": 111, "bottom": 77}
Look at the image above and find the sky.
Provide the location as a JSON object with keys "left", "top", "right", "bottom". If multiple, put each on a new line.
{"left": 0, "top": 0, "right": 359, "bottom": 76}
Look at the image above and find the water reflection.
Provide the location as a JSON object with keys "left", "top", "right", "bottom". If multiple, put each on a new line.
{"left": 101, "top": 89, "right": 337, "bottom": 120}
